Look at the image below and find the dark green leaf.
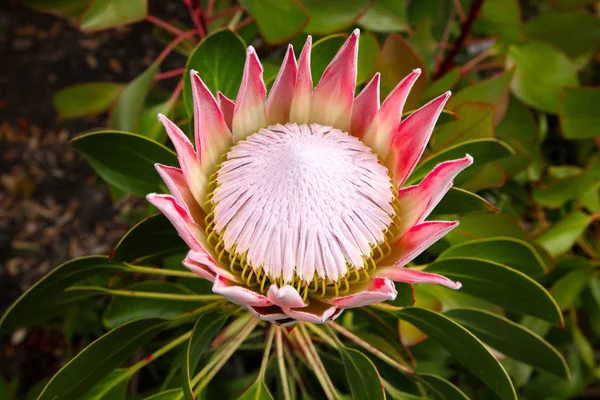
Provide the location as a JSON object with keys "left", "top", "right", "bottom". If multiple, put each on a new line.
{"left": 79, "top": 0, "right": 148, "bottom": 31}
{"left": 0, "top": 256, "right": 122, "bottom": 333}
{"left": 423, "top": 68, "right": 460, "bottom": 101}
{"left": 301, "top": 0, "right": 371, "bottom": 35}
{"left": 80, "top": 369, "right": 130, "bottom": 400}
{"left": 109, "top": 64, "right": 159, "bottom": 132}
{"left": 183, "top": 29, "right": 247, "bottom": 115}
{"left": 37, "top": 319, "right": 166, "bottom": 400}
{"left": 429, "top": 187, "right": 496, "bottom": 217}
{"left": 431, "top": 102, "right": 495, "bottom": 150}
{"left": 53, "top": 83, "right": 124, "bottom": 120}
{"left": 338, "top": 346, "right": 385, "bottom": 400}
{"left": 559, "top": 87, "right": 600, "bottom": 140}
{"left": 439, "top": 237, "right": 547, "bottom": 277}
{"left": 549, "top": 267, "right": 595, "bottom": 311}
{"left": 479, "top": 0, "right": 525, "bottom": 43}
{"left": 357, "top": 33, "right": 380, "bottom": 85}
{"left": 22, "top": 0, "right": 88, "bottom": 17}
{"left": 446, "top": 308, "right": 569, "bottom": 379}
{"left": 237, "top": 379, "right": 275, "bottom": 400}
{"left": 358, "top": 0, "right": 409, "bottom": 33}
{"left": 110, "top": 214, "right": 187, "bottom": 263}
{"left": 391, "top": 307, "right": 516, "bottom": 400}
{"left": 70, "top": 130, "right": 177, "bottom": 196}
{"left": 425, "top": 257, "right": 563, "bottom": 324}
{"left": 143, "top": 389, "right": 184, "bottom": 399}
{"left": 240, "top": 0, "right": 309, "bottom": 44}
{"left": 419, "top": 373, "right": 469, "bottom": 400}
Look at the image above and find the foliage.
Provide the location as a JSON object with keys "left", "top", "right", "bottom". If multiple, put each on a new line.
{"left": 4, "top": 0, "right": 600, "bottom": 399}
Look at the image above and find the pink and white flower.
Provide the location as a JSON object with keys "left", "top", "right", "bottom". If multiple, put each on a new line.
{"left": 147, "top": 30, "right": 472, "bottom": 326}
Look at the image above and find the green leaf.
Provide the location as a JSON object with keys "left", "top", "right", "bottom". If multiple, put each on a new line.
{"left": 183, "top": 29, "right": 247, "bottom": 115}
{"left": 506, "top": 41, "right": 579, "bottom": 113}
{"left": 53, "top": 83, "right": 124, "bottom": 120}
{"left": 429, "top": 187, "right": 497, "bottom": 217}
{"left": 431, "top": 102, "right": 495, "bottom": 150}
{"left": 559, "top": 87, "right": 600, "bottom": 140}
{"left": 391, "top": 307, "right": 516, "bottom": 400}
{"left": 419, "top": 373, "right": 469, "bottom": 400}
{"left": 409, "top": 138, "right": 514, "bottom": 184}
{"left": 423, "top": 68, "right": 460, "bottom": 101}
{"left": 525, "top": 11, "right": 600, "bottom": 58}
{"left": 301, "top": 0, "right": 371, "bottom": 35}
{"left": 70, "top": 130, "right": 177, "bottom": 196}
{"left": 408, "top": 20, "right": 436, "bottom": 73}
{"left": 240, "top": 0, "right": 309, "bottom": 44}
{"left": 445, "top": 308, "right": 569, "bottom": 379}
{"left": 479, "top": 0, "right": 525, "bottom": 43}
{"left": 38, "top": 319, "right": 166, "bottom": 400}
{"left": 79, "top": 0, "right": 148, "bottom": 31}
{"left": 310, "top": 34, "right": 347, "bottom": 83}
{"left": 237, "top": 379, "right": 275, "bottom": 400}
{"left": 80, "top": 369, "right": 129, "bottom": 400}
{"left": 447, "top": 69, "right": 514, "bottom": 123}
{"left": 357, "top": 33, "right": 380, "bottom": 85}
{"left": 103, "top": 282, "right": 199, "bottom": 329}
{"left": 182, "top": 313, "right": 228, "bottom": 400}
{"left": 549, "top": 267, "right": 595, "bottom": 311}
{"left": 110, "top": 214, "right": 187, "bottom": 263}
{"left": 0, "top": 256, "right": 121, "bottom": 333}
{"left": 338, "top": 346, "right": 385, "bottom": 400}
{"left": 378, "top": 33, "right": 427, "bottom": 109}
{"left": 143, "top": 389, "right": 184, "bottom": 400}
{"left": 424, "top": 257, "right": 563, "bottom": 324}
{"left": 358, "top": 0, "right": 409, "bottom": 33}
{"left": 439, "top": 237, "right": 547, "bottom": 277}
{"left": 537, "top": 211, "right": 594, "bottom": 256}
{"left": 109, "top": 64, "right": 159, "bottom": 132}
{"left": 22, "top": 0, "right": 88, "bottom": 17}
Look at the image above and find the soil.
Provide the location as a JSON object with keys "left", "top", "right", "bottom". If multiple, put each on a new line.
{"left": 0, "top": 0, "right": 190, "bottom": 395}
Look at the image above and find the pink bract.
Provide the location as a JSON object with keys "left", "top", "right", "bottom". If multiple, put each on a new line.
{"left": 147, "top": 29, "right": 472, "bottom": 326}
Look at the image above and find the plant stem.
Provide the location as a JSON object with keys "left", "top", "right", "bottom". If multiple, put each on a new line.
{"left": 434, "top": 0, "right": 486, "bottom": 79}
{"left": 235, "top": 16, "right": 254, "bottom": 31}
{"left": 67, "top": 285, "right": 221, "bottom": 302}
{"left": 192, "top": 317, "right": 260, "bottom": 395}
{"left": 131, "top": 331, "right": 191, "bottom": 372}
{"left": 276, "top": 327, "right": 292, "bottom": 400}
{"left": 156, "top": 30, "right": 198, "bottom": 65}
{"left": 208, "top": 6, "right": 243, "bottom": 22}
{"left": 146, "top": 15, "right": 186, "bottom": 36}
{"left": 123, "top": 263, "right": 200, "bottom": 278}
{"left": 259, "top": 327, "right": 276, "bottom": 379}
{"left": 154, "top": 67, "right": 187, "bottom": 81}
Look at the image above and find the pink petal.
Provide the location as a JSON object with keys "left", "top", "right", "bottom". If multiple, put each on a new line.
{"left": 387, "top": 91, "right": 452, "bottom": 187}
{"left": 158, "top": 114, "right": 207, "bottom": 208}
{"left": 396, "top": 155, "right": 473, "bottom": 235}
{"left": 379, "top": 267, "right": 461, "bottom": 290}
{"left": 289, "top": 36, "right": 313, "bottom": 124}
{"left": 155, "top": 164, "right": 205, "bottom": 226}
{"left": 146, "top": 194, "right": 204, "bottom": 252}
{"left": 327, "top": 277, "right": 397, "bottom": 308}
{"left": 247, "top": 305, "right": 289, "bottom": 322}
{"left": 184, "top": 249, "right": 242, "bottom": 284}
{"left": 190, "top": 71, "right": 232, "bottom": 174}
{"left": 217, "top": 91, "right": 235, "bottom": 130}
{"left": 182, "top": 250, "right": 216, "bottom": 282}
{"left": 362, "top": 69, "right": 421, "bottom": 160}
{"left": 349, "top": 73, "right": 380, "bottom": 139}
{"left": 267, "top": 284, "right": 307, "bottom": 308}
{"left": 385, "top": 221, "right": 459, "bottom": 268}
{"left": 232, "top": 47, "right": 268, "bottom": 142}
{"left": 310, "top": 29, "right": 359, "bottom": 132}
{"left": 266, "top": 45, "right": 298, "bottom": 125}
{"left": 281, "top": 300, "right": 339, "bottom": 324}
{"left": 212, "top": 275, "right": 272, "bottom": 307}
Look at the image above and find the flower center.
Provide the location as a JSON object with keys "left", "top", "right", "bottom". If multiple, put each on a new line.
{"left": 204, "top": 123, "right": 400, "bottom": 299}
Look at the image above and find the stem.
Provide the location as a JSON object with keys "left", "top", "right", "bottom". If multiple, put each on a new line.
{"left": 452, "top": 0, "right": 467, "bottom": 22}
{"left": 124, "top": 263, "right": 200, "bottom": 278}
{"left": 305, "top": 323, "right": 338, "bottom": 348}
{"left": 192, "top": 317, "right": 260, "bottom": 395}
{"left": 259, "top": 327, "right": 276, "bottom": 379}
{"left": 227, "top": 10, "right": 244, "bottom": 30}
{"left": 146, "top": 15, "right": 185, "bottom": 36}
{"left": 187, "top": 2, "right": 207, "bottom": 38}
{"left": 67, "top": 286, "right": 221, "bottom": 302}
{"left": 154, "top": 67, "right": 187, "bottom": 81}
{"left": 283, "top": 344, "right": 309, "bottom": 395}
{"left": 156, "top": 30, "right": 198, "bottom": 65}
{"left": 461, "top": 47, "right": 494, "bottom": 74}
{"left": 295, "top": 323, "right": 340, "bottom": 400}
{"left": 434, "top": 0, "right": 486, "bottom": 79}
{"left": 206, "top": 0, "right": 216, "bottom": 17}
{"left": 130, "top": 331, "right": 191, "bottom": 372}
{"left": 329, "top": 322, "right": 413, "bottom": 374}
{"left": 276, "top": 327, "right": 292, "bottom": 400}
{"left": 208, "top": 6, "right": 243, "bottom": 22}
{"left": 235, "top": 16, "right": 254, "bottom": 31}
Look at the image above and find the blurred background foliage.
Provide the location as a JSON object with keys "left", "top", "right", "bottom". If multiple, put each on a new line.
{"left": 1, "top": 0, "right": 600, "bottom": 399}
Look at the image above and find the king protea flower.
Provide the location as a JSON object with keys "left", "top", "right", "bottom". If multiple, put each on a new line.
{"left": 147, "top": 30, "right": 472, "bottom": 326}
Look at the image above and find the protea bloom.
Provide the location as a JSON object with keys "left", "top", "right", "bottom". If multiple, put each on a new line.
{"left": 147, "top": 30, "right": 472, "bottom": 326}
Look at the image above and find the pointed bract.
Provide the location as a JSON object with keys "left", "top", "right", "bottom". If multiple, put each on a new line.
{"left": 380, "top": 267, "right": 462, "bottom": 290}
{"left": 266, "top": 45, "right": 298, "bottom": 125}
{"left": 387, "top": 91, "right": 452, "bottom": 186}
{"left": 155, "top": 164, "right": 205, "bottom": 226}
{"left": 190, "top": 71, "right": 232, "bottom": 175}
{"left": 310, "top": 29, "right": 359, "bottom": 132}
{"left": 281, "top": 301, "right": 339, "bottom": 324}
{"left": 362, "top": 69, "right": 421, "bottom": 160}
{"left": 217, "top": 91, "right": 235, "bottom": 130}
{"left": 232, "top": 47, "right": 268, "bottom": 142}
{"left": 327, "top": 277, "right": 397, "bottom": 308}
{"left": 267, "top": 284, "right": 307, "bottom": 308}
{"left": 350, "top": 73, "right": 380, "bottom": 138}
{"left": 213, "top": 275, "right": 272, "bottom": 307}
{"left": 289, "top": 36, "right": 313, "bottom": 124}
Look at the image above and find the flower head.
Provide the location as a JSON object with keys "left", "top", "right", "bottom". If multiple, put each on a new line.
{"left": 148, "top": 30, "right": 473, "bottom": 326}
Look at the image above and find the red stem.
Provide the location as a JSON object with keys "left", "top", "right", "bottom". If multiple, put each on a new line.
{"left": 154, "top": 67, "right": 186, "bottom": 81}
{"left": 206, "top": 0, "right": 216, "bottom": 17}
{"left": 434, "top": 0, "right": 486, "bottom": 79}
{"left": 235, "top": 16, "right": 253, "bottom": 31}
{"left": 187, "top": 2, "right": 207, "bottom": 38}
{"left": 208, "top": 6, "right": 243, "bottom": 21}
{"left": 146, "top": 15, "right": 185, "bottom": 37}
{"left": 156, "top": 30, "right": 198, "bottom": 65}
